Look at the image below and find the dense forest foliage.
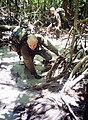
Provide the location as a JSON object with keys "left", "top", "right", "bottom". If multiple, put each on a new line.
{"left": 0, "top": 0, "right": 88, "bottom": 26}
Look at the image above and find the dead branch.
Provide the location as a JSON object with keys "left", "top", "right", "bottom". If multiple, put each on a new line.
{"left": 0, "top": 25, "right": 16, "bottom": 31}
{"left": 61, "top": 69, "right": 88, "bottom": 92}
{"left": 78, "top": 18, "right": 88, "bottom": 24}
{"left": 46, "top": 56, "right": 66, "bottom": 81}
{"left": 69, "top": 56, "right": 88, "bottom": 79}
{"left": 62, "top": 97, "right": 78, "bottom": 120}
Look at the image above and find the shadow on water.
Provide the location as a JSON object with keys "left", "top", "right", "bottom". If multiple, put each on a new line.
{"left": 0, "top": 46, "right": 46, "bottom": 120}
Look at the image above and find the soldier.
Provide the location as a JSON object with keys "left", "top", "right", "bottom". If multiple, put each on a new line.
{"left": 11, "top": 27, "right": 59, "bottom": 79}
{"left": 47, "top": 7, "right": 62, "bottom": 38}
{"left": 21, "top": 34, "right": 59, "bottom": 79}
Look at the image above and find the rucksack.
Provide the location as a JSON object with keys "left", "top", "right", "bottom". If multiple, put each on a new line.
{"left": 10, "top": 26, "right": 27, "bottom": 59}
{"left": 11, "top": 26, "right": 27, "bottom": 44}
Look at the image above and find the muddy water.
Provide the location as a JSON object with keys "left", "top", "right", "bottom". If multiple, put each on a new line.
{"left": 0, "top": 46, "right": 46, "bottom": 120}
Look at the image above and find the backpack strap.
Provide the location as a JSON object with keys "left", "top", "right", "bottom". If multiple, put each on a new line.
{"left": 11, "top": 27, "right": 27, "bottom": 60}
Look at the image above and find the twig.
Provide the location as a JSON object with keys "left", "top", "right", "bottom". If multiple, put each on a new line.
{"left": 0, "top": 82, "right": 32, "bottom": 90}
{"left": 70, "top": 69, "right": 88, "bottom": 89}
{"left": 62, "top": 96, "right": 79, "bottom": 120}
{"left": 63, "top": 26, "right": 73, "bottom": 55}
{"left": 61, "top": 69, "right": 88, "bottom": 92}
{"left": 69, "top": 56, "right": 88, "bottom": 79}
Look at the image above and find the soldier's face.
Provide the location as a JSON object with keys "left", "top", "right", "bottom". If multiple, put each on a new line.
{"left": 50, "top": 10, "right": 54, "bottom": 14}
{"left": 28, "top": 41, "right": 37, "bottom": 50}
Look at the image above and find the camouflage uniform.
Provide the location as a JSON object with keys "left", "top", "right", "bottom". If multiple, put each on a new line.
{"left": 48, "top": 8, "right": 61, "bottom": 38}
{"left": 20, "top": 34, "right": 58, "bottom": 79}
{"left": 11, "top": 27, "right": 59, "bottom": 79}
{"left": 50, "top": 11, "right": 61, "bottom": 28}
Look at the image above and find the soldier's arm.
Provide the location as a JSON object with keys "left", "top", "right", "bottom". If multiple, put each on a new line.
{"left": 40, "top": 36, "right": 59, "bottom": 56}
{"left": 35, "top": 34, "right": 59, "bottom": 56}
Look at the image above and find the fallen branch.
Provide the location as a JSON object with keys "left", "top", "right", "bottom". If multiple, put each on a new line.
{"left": 0, "top": 25, "right": 16, "bottom": 31}
{"left": 69, "top": 56, "right": 88, "bottom": 79}
{"left": 62, "top": 96, "right": 78, "bottom": 120}
{"left": 61, "top": 69, "right": 88, "bottom": 92}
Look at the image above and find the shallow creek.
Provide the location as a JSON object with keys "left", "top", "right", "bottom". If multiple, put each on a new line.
{"left": 0, "top": 46, "right": 46, "bottom": 120}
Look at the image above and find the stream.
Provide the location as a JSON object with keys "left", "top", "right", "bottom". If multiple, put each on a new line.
{"left": 0, "top": 35, "right": 67, "bottom": 119}
{"left": 0, "top": 46, "right": 45, "bottom": 120}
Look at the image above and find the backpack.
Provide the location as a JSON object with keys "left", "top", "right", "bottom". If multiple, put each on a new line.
{"left": 10, "top": 26, "right": 27, "bottom": 59}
